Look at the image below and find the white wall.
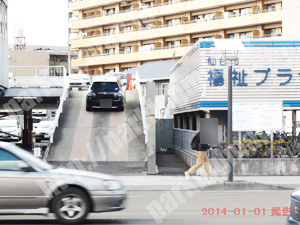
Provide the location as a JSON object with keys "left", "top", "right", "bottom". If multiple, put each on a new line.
{"left": 170, "top": 41, "right": 300, "bottom": 114}
{"left": 0, "top": 34, "right": 8, "bottom": 89}
{"left": 283, "top": 0, "right": 300, "bottom": 39}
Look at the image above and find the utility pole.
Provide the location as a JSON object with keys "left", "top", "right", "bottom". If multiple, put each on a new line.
{"left": 228, "top": 65, "right": 233, "bottom": 182}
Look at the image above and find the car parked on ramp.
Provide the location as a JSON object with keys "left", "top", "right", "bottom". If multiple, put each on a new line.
{"left": 86, "top": 76, "right": 125, "bottom": 111}
{"left": 0, "top": 142, "right": 126, "bottom": 224}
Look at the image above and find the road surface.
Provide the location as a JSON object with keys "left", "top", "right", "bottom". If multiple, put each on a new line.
{"left": 47, "top": 90, "right": 145, "bottom": 164}
{"left": 0, "top": 190, "right": 291, "bottom": 225}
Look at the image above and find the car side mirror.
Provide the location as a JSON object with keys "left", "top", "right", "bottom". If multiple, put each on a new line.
{"left": 18, "top": 161, "right": 32, "bottom": 172}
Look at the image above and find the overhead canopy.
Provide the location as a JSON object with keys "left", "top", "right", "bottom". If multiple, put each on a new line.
{"left": 128, "top": 60, "right": 178, "bottom": 82}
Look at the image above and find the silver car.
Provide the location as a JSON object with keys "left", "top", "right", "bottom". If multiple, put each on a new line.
{"left": 0, "top": 142, "right": 126, "bottom": 224}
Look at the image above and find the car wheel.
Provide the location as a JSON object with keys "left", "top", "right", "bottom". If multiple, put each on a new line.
{"left": 52, "top": 188, "right": 91, "bottom": 224}
{"left": 86, "top": 106, "right": 92, "bottom": 111}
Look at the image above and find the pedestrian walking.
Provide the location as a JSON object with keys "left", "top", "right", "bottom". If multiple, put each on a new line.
{"left": 185, "top": 131, "right": 213, "bottom": 180}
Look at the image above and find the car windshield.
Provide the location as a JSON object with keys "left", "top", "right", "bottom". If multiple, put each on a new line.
{"left": 7, "top": 145, "right": 54, "bottom": 171}
{"left": 112, "top": 73, "right": 126, "bottom": 79}
{"left": 92, "top": 82, "right": 119, "bottom": 92}
{"left": 39, "top": 122, "right": 53, "bottom": 128}
{"left": 0, "top": 120, "right": 17, "bottom": 127}
{"left": 69, "top": 74, "right": 90, "bottom": 80}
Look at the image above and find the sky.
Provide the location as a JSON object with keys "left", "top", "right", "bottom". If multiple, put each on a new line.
{"left": 8, "top": 0, "right": 69, "bottom": 47}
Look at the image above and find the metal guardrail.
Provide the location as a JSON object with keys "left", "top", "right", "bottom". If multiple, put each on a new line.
{"left": 174, "top": 128, "right": 197, "bottom": 156}
{"left": 9, "top": 66, "right": 67, "bottom": 88}
{"left": 81, "top": 44, "right": 194, "bottom": 59}
{"left": 49, "top": 67, "right": 69, "bottom": 144}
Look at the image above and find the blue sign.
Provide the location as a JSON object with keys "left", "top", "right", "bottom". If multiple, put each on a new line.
{"left": 208, "top": 68, "right": 295, "bottom": 87}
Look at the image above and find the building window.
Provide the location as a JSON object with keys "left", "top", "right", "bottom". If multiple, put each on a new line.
{"left": 167, "top": 0, "right": 176, "bottom": 4}
{"left": 104, "top": 49, "right": 110, "bottom": 55}
{"left": 193, "top": 38, "right": 200, "bottom": 43}
{"left": 143, "top": 22, "right": 153, "bottom": 29}
{"left": 142, "top": 2, "right": 152, "bottom": 8}
{"left": 226, "top": 9, "right": 238, "bottom": 18}
{"left": 123, "top": 26, "right": 132, "bottom": 33}
{"left": 266, "top": 3, "right": 276, "bottom": 12}
{"left": 161, "top": 83, "right": 169, "bottom": 95}
{"left": 122, "top": 5, "right": 132, "bottom": 12}
{"left": 204, "top": 36, "right": 213, "bottom": 39}
{"left": 167, "top": 19, "right": 175, "bottom": 27}
{"left": 166, "top": 41, "right": 175, "bottom": 48}
{"left": 240, "top": 8, "right": 251, "bottom": 16}
{"left": 228, "top": 33, "right": 237, "bottom": 39}
{"left": 204, "top": 13, "right": 215, "bottom": 21}
{"left": 104, "top": 29, "right": 110, "bottom": 35}
{"left": 124, "top": 46, "right": 132, "bottom": 54}
{"left": 122, "top": 67, "right": 132, "bottom": 72}
{"left": 193, "top": 15, "right": 200, "bottom": 21}
{"left": 103, "top": 9, "right": 114, "bottom": 16}
{"left": 240, "top": 32, "right": 251, "bottom": 38}
{"left": 265, "top": 28, "right": 276, "bottom": 37}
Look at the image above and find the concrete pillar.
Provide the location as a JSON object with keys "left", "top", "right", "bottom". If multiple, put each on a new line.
{"left": 189, "top": 114, "right": 193, "bottom": 130}
{"left": 177, "top": 114, "right": 181, "bottom": 129}
{"left": 115, "top": 64, "right": 120, "bottom": 72}
{"left": 292, "top": 110, "right": 297, "bottom": 136}
{"left": 196, "top": 112, "right": 201, "bottom": 131}
{"left": 146, "top": 82, "right": 158, "bottom": 175}
{"left": 182, "top": 114, "right": 187, "bottom": 129}
{"left": 78, "top": 49, "right": 83, "bottom": 58}
{"left": 22, "top": 109, "right": 33, "bottom": 147}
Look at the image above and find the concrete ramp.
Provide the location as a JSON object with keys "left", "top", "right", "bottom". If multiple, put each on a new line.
{"left": 47, "top": 90, "right": 146, "bottom": 166}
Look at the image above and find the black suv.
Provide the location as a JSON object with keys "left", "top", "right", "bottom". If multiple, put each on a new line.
{"left": 86, "top": 77, "right": 125, "bottom": 111}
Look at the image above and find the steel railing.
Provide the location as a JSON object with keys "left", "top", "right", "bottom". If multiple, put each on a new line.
{"left": 72, "top": 7, "right": 282, "bottom": 41}
{"left": 174, "top": 128, "right": 197, "bottom": 156}
{"left": 9, "top": 66, "right": 67, "bottom": 88}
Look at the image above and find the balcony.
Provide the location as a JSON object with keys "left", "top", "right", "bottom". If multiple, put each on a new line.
{"left": 71, "top": 9, "right": 282, "bottom": 49}
{"left": 71, "top": 44, "right": 193, "bottom": 67}
{"left": 72, "top": 0, "right": 260, "bottom": 29}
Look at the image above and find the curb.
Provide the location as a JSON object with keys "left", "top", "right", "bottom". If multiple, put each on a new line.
{"left": 123, "top": 180, "right": 294, "bottom": 191}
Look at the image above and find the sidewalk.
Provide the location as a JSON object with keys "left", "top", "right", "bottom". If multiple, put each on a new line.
{"left": 116, "top": 175, "right": 300, "bottom": 191}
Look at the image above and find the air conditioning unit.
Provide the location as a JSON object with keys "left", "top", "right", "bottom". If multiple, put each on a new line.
{"left": 154, "top": 21, "right": 162, "bottom": 26}
{"left": 252, "top": 5, "right": 260, "bottom": 12}
{"left": 132, "top": 45, "right": 139, "bottom": 51}
{"left": 181, "top": 39, "right": 188, "bottom": 45}
{"left": 253, "top": 30, "right": 260, "bottom": 37}
{"left": 215, "top": 11, "right": 223, "bottom": 18}
{"left": 181, "top": 17, "right": 189, "bottom": 22}
{"left": 155, "top": 42, "right": 162, "bottom": 48}
{"left": 132, "top": 4, "right": 139, "bottom": 9}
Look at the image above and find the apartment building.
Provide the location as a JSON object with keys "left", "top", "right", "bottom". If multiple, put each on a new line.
{"left": 70, "top": 0, "right": 283, "bottom": 75}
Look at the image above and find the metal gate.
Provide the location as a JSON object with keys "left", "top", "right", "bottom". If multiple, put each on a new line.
{"left": 156, "top": 119, "right": 173, "bottom": 150}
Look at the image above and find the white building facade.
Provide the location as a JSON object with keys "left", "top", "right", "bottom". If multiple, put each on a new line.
{"left": 170, "top": 40, "right": 300, "bottom": 141}
{"left": 0, "top": 0, "right": 8, "bottom": 89}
